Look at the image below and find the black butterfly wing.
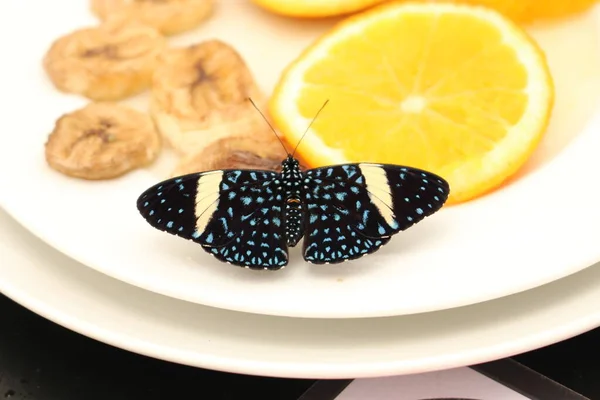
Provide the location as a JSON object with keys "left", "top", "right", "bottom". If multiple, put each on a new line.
{"left": 302, "top": 163, "right": 449, "bottom": 264}
{"left": 137, "top": 169, "right": 289, "bottom": 270}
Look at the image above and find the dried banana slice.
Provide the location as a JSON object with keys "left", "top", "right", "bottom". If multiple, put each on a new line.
{"left": 90, "top": 0, "right": 214, "bottom": 35}
{"left": 150, "top": 39, "right": 271, "bottom": 157}
{"left": 45, "top": 102, "right": 161, "bottom": 180}
{"left": 43, "top": 18, "right": 166, "bottom": 101}
{"left": 171, "top": 135, "right": 288, "bottom": 176}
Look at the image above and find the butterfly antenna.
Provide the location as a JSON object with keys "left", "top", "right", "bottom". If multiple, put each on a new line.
{"left": 291, "top": 99, "right": 329, "bottom": 158}
{"left": 247, "top": 97, "right": 289, "bottom": 156}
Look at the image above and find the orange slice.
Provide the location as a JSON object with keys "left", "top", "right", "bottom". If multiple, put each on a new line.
{"left": 250, "top": 0, "right": 387, "bottom": 18}
{"left": 438, "top": 0, "right": 599, "bottom": 23}
{"left": 270, "top": 1, "right": 554, "bottom": 204}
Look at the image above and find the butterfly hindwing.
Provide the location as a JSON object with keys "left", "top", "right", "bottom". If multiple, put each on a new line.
{"left": 301, "top": 163, "right": 449, "bottom": 264}
{"left": 137, "top": 169, "right": 289, "bottom": 270}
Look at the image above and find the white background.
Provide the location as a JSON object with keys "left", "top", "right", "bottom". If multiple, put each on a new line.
{"left": 337, "top": 367, "right": 529, "bottom": 399}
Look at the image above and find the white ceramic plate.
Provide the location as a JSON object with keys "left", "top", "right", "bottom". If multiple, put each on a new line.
{"left": 2, "top": 1, "right": 600, "bottom": 319}
{"left": 1, "top": 206, "right": 600, "bottom": 379}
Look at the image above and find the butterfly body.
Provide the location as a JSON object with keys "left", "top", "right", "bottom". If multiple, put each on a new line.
{"left": 137, "top": 155, "right": 450, "bottom": 271}
{"left": 280, "top": 156, "right": 305, "bottom": 247}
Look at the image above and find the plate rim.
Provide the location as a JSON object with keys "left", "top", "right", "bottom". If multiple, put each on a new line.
{"left": 1, "top": 207, "right": 600, "bottom": 379}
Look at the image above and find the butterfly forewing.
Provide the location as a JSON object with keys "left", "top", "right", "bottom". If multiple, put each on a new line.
{"left": 137, "top": 169, "right": 289, "bottom": 270}
{"left": 137, "top": 171, "right": 207, "bottom": 241}
{"left": 301, "top": 163, "right": 449, "bottom": 264}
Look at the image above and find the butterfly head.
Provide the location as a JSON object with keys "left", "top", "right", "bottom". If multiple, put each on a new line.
{"left": 281, "top": 155, "right": 301, "bottom": 178}
{"left": 281, "top": 155, "right": 301, "bottom": 175}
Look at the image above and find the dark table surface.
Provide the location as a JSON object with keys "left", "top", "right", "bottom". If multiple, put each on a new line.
{"left": 1, "top": 293, "right": 598, "bottom": 400}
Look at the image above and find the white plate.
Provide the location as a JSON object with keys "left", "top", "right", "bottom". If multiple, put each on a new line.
{"left": 2, "top": 1, "right": 600, "bottom": 319}
{"left": 1, "top": 206, "right": 600, "bottom": 379}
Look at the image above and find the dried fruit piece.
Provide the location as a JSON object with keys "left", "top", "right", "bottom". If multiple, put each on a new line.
{"left": 90, "top": 0, "right": 215, "bottom": 35}
{"left": 150, "top": 39, "right": 271, "bottom": 156}
{"left": 43, "top": 18, "right": 166, "bottom": 101}
{"left": 45, "top": 102, "right": 161, "bottom": 180}
{"left": 171, "top": 136, "right": 289, "bottom": 176}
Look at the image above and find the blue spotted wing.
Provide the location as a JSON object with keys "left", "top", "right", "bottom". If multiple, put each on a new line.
{"left": 137, "top": 169, "right": 289, "bottom": 270}
{"left": 302, "top": 163, "right": 449, "bottom": 264}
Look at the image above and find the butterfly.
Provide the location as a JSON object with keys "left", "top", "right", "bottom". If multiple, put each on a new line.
{"left": 136, "top": 99, "right": 450, "bottom": 270}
